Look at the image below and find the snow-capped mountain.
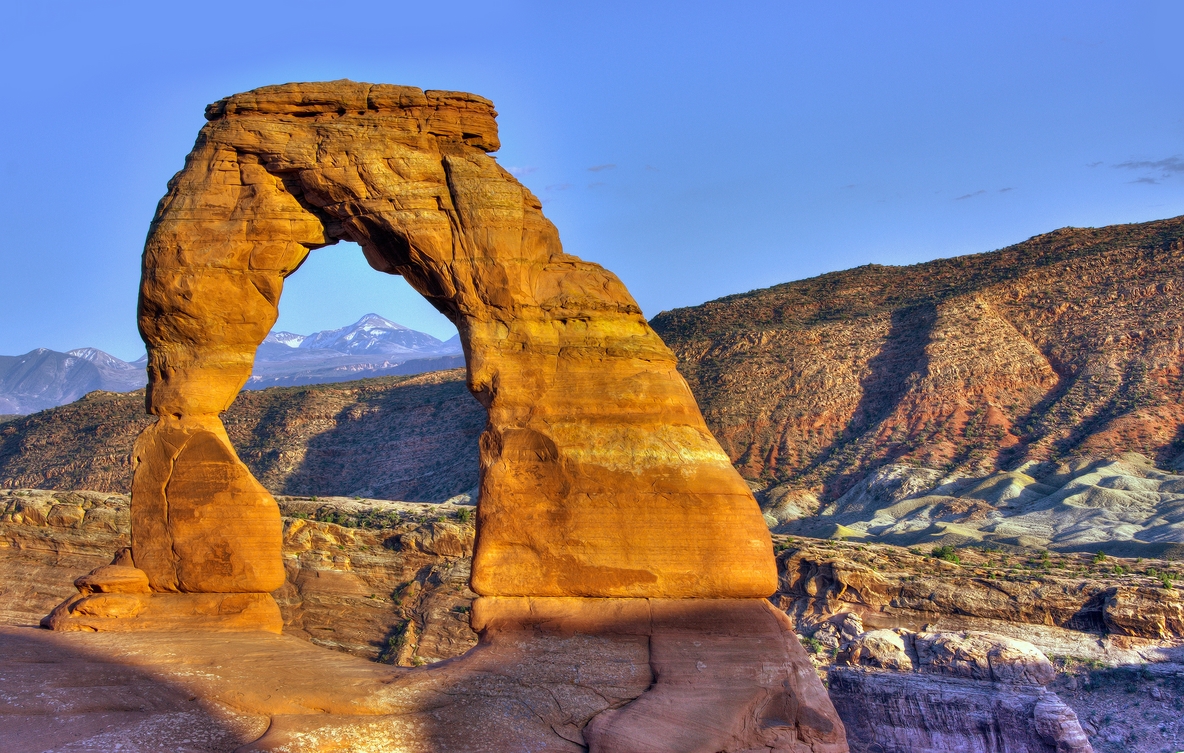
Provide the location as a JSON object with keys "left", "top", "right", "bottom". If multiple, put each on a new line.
{"left": 1, "top": 315, "right": 463, "bottom": 414}
{"left": 265, "top": 331, "right": 306, "bottom": 348}
{"left": 0, "top": 348, "right": 148, "bottom": 415}
{"left": 247, "top": 314, "right": 463, "bottom": 389}
{"left": 248, "top": 317, "right": 461, "bottom": 390}
{"left": 294, "top": 313, "right": 448, "bottom": 355}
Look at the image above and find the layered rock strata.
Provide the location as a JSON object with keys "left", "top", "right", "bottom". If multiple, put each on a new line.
{"left": 38, "top": 81, "right": 841, "bottom": 750}
{"left": 830, "top": 630, "right": 1093, "bottom": 753}
{"left": 10, "top": 489, "right": 1184, "bottom": 750}
{"left": 776, "top": 537, "right": 1184, "bottom": 652}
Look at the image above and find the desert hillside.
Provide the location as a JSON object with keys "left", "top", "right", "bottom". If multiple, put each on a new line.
{"left": 652, "top": 215, "right": 1184, "bottom": 503}
{"left": 0, "top": 370, "right": 484, "bottom": 501}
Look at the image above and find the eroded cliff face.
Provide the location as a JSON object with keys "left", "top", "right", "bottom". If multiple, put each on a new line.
{"left": 651, "top": 218, "right": 1184, "bottom": 502}
{"left": 781, "top": 538, "right": 1184, "bottom": 753}
{"left": 0, "top": 489, "right": 477, "bottom": 663}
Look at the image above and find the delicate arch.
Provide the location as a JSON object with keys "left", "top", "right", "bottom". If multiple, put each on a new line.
{"left": 132, "top": 81, "right": 775, "bottom": 599}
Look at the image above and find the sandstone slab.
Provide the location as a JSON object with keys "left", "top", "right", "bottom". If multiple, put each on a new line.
{"left": 6, "top": 595, "right": 847, "bottom": 753}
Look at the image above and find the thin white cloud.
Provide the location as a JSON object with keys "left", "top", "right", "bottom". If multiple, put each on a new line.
{"left": 587, "top": 164, "right": 616, "bottom": 172}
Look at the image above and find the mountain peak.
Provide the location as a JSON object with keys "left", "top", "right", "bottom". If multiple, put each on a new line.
{"left": 264, "top": 331, "right": 306, "bottom": 348}
{"left": 353, "top": 313, "right": 410, "bottom": 332}
{"left": 66, "top": 348, "right": 141, "bottom": 371}
{"left": 295, "top": 314, "right": 446, "bottom": 356}
{"left": 68, "top": 347, "right": 112, "bottom": 362}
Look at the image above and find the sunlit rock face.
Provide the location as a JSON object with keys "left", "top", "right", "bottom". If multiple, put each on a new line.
{"left": 133, "top": 80, "right": 776, "bottom": 600}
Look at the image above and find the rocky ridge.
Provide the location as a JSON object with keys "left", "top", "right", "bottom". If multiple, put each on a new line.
{"left": 651, "top": 215, "right": 1184, "bottom": 506}
{"left": 777, "top": 451, "right": 1184, "bottom": 559}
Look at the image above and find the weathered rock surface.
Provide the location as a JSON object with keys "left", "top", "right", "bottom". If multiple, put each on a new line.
{"left": 3, "top": 492, "right": 847, "bottom": 751}
{"left": 829, "top": 669, "right": 1091, "bottom": 753}
{"left": 777, "top": 536, "right": 1184, "bottom": 657}
{"left": 0, "top": 489, "right": 480, "bottom": 663}
{"left": 8, "top": 489, "right": 1184, "bottom": 750}
{"left": 132, "top": 80, "right": 774, "bottom": 601}
{"left": 3, "top": 601, "right": 846, "bottom": 753}
{"left": 832, "top": 630, "right": 1091, "bottom": 752}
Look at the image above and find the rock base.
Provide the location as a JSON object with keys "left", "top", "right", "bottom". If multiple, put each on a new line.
{"left": 23, "top": 597, "right": 847, "bottom": 752}
{"left": 40, "top": 560, "right": 282, "bottom": 633}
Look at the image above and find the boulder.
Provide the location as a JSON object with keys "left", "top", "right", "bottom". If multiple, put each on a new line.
{"left": 915, "top": 630, "right": 1055, "bottom": 685}
{"left": 837, "top": 628, "right": 914, "bottom": 671}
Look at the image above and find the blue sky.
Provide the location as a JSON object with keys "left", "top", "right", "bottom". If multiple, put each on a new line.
{"left": 2, "top": 1, "right": 1181, "bottom": 359}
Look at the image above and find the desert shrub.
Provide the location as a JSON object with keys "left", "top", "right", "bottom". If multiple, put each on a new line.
{"left": 379, "top": 620, "right": 411, "bottom": 664}
{"left": 930, "top": 545, "right": 961, "bottom": 563}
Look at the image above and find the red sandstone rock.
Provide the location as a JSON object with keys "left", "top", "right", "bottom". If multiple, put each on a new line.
{"left": 132, "top": 80, "right": 774, "bottom": 602}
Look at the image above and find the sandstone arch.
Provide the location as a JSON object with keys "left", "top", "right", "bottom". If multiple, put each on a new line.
{"left": 134, "top": 80, "right": 775, "bottom": 601}
{"left": 43, "top": 82, "right": 846, "bottom": 752}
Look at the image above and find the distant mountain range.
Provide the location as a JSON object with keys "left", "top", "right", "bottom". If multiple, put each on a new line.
{"left": 0, "top": 348, "right": 148, "bottom": 415}
{"left": 248, "top": 314, "right": 462, "bottom": 389}
{"left": 0, "top": 314, "right": 462, "bottom": 414}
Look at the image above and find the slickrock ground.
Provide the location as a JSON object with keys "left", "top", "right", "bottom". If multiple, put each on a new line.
{"left": 5, "top": 488, "right": 1183, "bottom": 751}
{"left": 651, "top": 215, "right": 1184, "bottom": 506}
